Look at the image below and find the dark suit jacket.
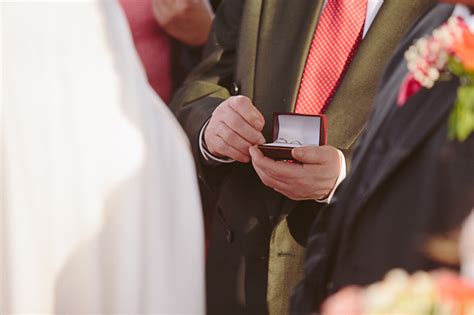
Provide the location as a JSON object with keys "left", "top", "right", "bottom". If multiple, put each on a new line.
{"left": 291, "top": 4, "right": 474, "bottom": 314}
{"left": 170, "top": 0, "right": 434, "bottom": 314}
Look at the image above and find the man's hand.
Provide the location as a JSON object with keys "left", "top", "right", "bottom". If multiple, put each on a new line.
{"left": 249, "top": 145, "right": 341, "bottom": 200}
{"left": 204, "top": 96, "right": 266, "bottom": 163}
{"left": 151, "top": 0, "right": 214, "bottom": 46}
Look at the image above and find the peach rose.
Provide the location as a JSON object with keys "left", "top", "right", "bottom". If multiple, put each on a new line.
{"left": 453, "top": 31, "right": 474, "bottom": 72}
{"left": 435, "top": 272, "right": 474, "bottom": 315}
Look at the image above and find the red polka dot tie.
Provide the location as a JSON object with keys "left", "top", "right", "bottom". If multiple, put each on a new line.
{"left": 295, "top": 0, "right": 368, "bottom": 115}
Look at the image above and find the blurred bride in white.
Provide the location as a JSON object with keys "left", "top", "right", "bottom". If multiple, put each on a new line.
{"left": 460, "top": 211, "right": 474, "bottom": 282}
{"left": 1, "top": 1, "right": 204, "bottom": 314}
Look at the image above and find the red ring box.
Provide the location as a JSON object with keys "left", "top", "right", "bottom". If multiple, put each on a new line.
{"left": 257, "top": 113, "right": 327, "bottom": 160}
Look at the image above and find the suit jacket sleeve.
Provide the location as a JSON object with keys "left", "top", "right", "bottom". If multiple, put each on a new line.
{"left": 169, "top": 0, "right": 244, "bottom": 187}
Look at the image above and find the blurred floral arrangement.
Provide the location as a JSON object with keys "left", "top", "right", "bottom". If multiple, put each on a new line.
{"left": 397, "top": 16, "right": 474, "bottom": 142}
{"left": 323, "top": 212, "right": 474, "bottom": 315}
{"left": 323, "top": 270, "right": 474, "bottom": 315}
{"left": 363, "top": 269, "right": 474, "bottom": 315}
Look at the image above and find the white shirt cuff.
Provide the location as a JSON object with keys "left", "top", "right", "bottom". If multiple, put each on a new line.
{"left": 315, "top": 149, "right": 347, "bottom": 204}
{"left": 199, "top": 119, "right": 236, "bottom": 164}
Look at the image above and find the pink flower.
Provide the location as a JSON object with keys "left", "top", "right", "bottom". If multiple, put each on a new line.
{"left": 322, "top": 286, "right": 364, "bottom": 315}
{"left": 397, "top": 73, "right": 423, "bottom": 106}
{"left": 397, "top": 17, "right": 467, "bottom": 107}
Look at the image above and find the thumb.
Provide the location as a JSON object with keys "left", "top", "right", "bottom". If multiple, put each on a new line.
{"left": 291, "top": 146, "right": 327, "bottom": 164}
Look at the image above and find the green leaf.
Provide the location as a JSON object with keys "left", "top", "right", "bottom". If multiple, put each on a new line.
{"left": 448, "top": 58, "right": 465, "bottom": 76}
{"left": 448, "top": 58, "right": 474, "bottom": 84}
{"left": 449, "top": 85, "right": 474, "bottom": 142}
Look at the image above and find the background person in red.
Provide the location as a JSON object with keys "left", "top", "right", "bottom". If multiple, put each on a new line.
{"left": 119, "top": 0, "right": 221, "bottom": 102}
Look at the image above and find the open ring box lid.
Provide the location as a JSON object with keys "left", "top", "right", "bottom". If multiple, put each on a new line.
{"left": 257, "top": 113, "right": 327, "bottom": 160}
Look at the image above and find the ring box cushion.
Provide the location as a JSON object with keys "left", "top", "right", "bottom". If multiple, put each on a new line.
{"left": 258, "top": 113, "right": 327, "bottom": 160}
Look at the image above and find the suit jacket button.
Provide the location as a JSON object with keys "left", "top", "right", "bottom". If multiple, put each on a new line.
{"left": 226, "top": 229, "right": 234, "bottom": 243}
{"left": 231, "top": 82, "right": 240, "bottom": 96}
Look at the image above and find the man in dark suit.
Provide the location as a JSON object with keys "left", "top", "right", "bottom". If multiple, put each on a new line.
{"left": 291, "top": 3, "right": 474, "bottom": 314}
{"left": 170, "top": 0, "right": 433, "bottom": 314}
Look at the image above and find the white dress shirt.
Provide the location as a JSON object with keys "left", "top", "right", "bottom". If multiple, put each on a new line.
{"left": 200, "top": 0, "right": 385, "bottom": 203}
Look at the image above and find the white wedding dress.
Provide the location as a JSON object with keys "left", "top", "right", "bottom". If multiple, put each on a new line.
{"left": 1, "top": 1, "right": 204, "bottom": 314}
{"left": 460, "top": 211, "right": 474, "bottom": 282}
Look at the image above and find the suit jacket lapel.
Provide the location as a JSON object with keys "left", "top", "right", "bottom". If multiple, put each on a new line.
{"left": 253, "top": 0, "right": 324, "bottom": 140}
{"left": 235, "top": 0, "right": 263, "bottom": 100}
{"left": 376, "top": 81, "right": 456, "bottom": 194}
{"left": 325, "top": 0, "right": 435, "bottom": 150}
{"left": 354, "top": 4, "right": 454, "bottom": 154}
{"left": 341, "top": 80, "right": 459, "bottom": 242}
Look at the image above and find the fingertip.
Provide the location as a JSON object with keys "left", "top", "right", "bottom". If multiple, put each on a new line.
{"left": 291, "top": 147, "right": 304, "bottom": 160}
{"left": 254, "top": 119, "right": 265, "bottom": 131}
{"left": 254, "top": 105, "right": 264, "bottom": 119}
{"left": 240, "top": 156, "right": 251, "bottom": 164}
{"left": 249, "top": 145, "right": 263, "bottom": 158}
{"left": 249, "top": 145, "right": 257, "bottom": 156}
{"left": 257, "top": 116, "right": 266, "bottom": 129}
{"left": 250, "top": 104, "right": 265, "bottom": 129}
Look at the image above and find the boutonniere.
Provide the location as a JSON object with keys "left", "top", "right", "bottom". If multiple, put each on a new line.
{"left": 397, "top": 17, "right": 474, "bottom": 142}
